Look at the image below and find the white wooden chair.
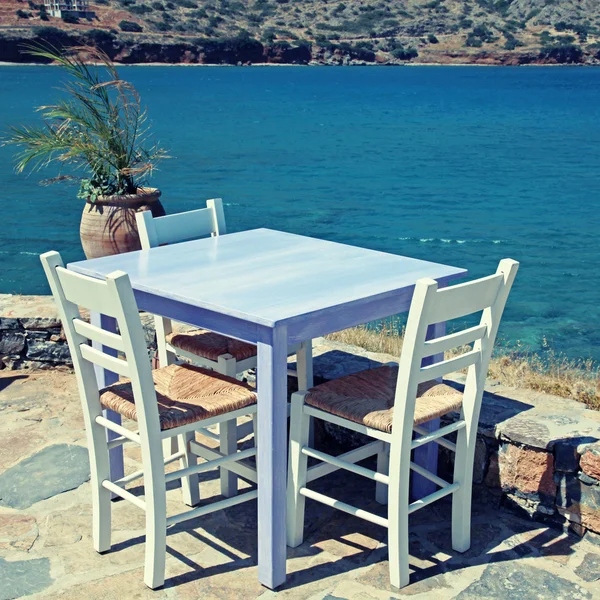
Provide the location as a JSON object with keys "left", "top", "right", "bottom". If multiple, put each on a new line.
{"left": 41, "top": 251, "right": 259, "bottom": 590}
{"left": 286, "top": 259, "right": 519, "bottom": 589}
{"left": 135, "top": 200, "right": 314, "bottom": 495}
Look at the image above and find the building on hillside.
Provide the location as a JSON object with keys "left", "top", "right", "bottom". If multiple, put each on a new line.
{"left": 44, "top": 0, "right": 91, "bottom": 18}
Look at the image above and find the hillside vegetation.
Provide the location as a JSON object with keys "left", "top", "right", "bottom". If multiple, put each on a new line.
{"left": 1, "top": 0, "right": 600, "bottom": 65}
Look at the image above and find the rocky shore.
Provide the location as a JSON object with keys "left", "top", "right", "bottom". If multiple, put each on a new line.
{"left": 1, "top": 29, "right": 599, "bottom": 67}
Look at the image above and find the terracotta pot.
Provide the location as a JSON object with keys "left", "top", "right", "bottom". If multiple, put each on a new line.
{"left": 79, "top": 188, "right": 165, "bottom": 259}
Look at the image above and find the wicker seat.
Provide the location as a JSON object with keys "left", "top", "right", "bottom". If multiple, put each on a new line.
{"left": 305, "top": 366, "right": 462, "bottom": 433}
{"left": 100, "top": 363, "right": 257, "bottom": 431}
{"left": 166, "top": 329, "right": 257, "bottom": 363}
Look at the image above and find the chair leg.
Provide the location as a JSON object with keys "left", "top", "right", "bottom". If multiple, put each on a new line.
{"left": 90, "top": 419, "right": 112, "bottom": 553}
{"left": 375, "top": 445, "right": 390, "bottom": 505}
{"left": 217, "top": 353, "right": 239, "bottom": 497}
{"left": 155, "top": 317, "right": 177, "bottom": 368}
{"left": 451, "top": 425, "right": 473, "bottom": 553}
{"left": 178, "top": 431, "right": 200, "bottom": 507}
{"left": 388, "top": 437, "right": 412, "bottom": 589}
{"left": 286, "top": 391, "right": 310, "bottom": 548}
{"left": 143, "top": 438, "right": 167, "bottom": 589}
{"left": 252, "top": 412, "right": 258, "bottom": 470}
{"left": 162, "top": 436, "right": 178, "bottom": 463}
{"left": 295, "top": 340, "right": 315, "bottom": 446}
{"left": 219, "top": 419, "right": 238, "bottom": 498}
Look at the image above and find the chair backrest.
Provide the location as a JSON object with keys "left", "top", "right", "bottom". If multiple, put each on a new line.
{"left": 135, "top": 198, "right": 226, "bottom": 250}
{"left": 40, "top": 251, "right": 161, "bottom": 436}
{"left": 391, "top": 258, "right": 519, "bottom": 437}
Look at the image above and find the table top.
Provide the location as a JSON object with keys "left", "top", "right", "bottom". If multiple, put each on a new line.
{"left": 68, "top": 228, "right": 467, "bottom": 328}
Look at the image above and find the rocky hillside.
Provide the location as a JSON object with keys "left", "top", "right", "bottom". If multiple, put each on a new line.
{"left": 1, "top": 0, "right": 600, "bottom": 65}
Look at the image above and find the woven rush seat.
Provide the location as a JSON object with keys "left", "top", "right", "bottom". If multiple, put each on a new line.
{"left": 305, "top": 366, "right": 462, "bottom": 433}
{"left": 166, "top": 329, "right": 257, "bottom": 362}
{"left": 100, "top": 363, "right": 257, "bottom": 431}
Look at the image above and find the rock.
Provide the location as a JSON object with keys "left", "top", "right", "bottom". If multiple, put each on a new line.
{"left": 485, "top": 450, "right": 501, "bottom": 487}
{"left": 455, "top": 562, "right": 591, "bottom": 599}
{"left": 0, "top": 317, "right": 18, "bottom": 330}
{"left": 556, "top": 473, "right": 600, "bottom": 534}
{"left": 0, "top": 332, "right": 25, "bottom": 356}
{"left": 357, "top": 557, "right": 451, "bottom": 596}
{"left": 26, "top": 340, "right": 72, "bottom": 363}
{"left": 586, "top": 530, "right": 600, "bottom": 547}
{"left": 25, "top": 330, "right": 48, "bottom": 341}
{"left": 0, "top": 556, "right": 52, "bottom": 600}
{"left": 574, "top": 552, "right": 600, "bottom": 582}
{"left": 555, "top": 438, "right": 587, "bottom": 472}
{"left": 580, "top": 443, "right": 600, "bottom": 481}
{"left": 20, "top": 317, "right": 61, "bottom": 330}
{"left": 426, "top": 521, "right": 503, "bottom": 562}
{"left": 43, "top": 510, "right": 88, "bottom": 547}
{"left": 0, "top": 444, "right": 89, "bottom": 509}
{"left": 473, "top": 437, "right": 489, "bottom": 484}
{"left": 0, "top": 514, "right": 38, "bottom": 551}
{"left": 498, "top": 443, "right": 556, "bottom": 501}
{"left": 499, "top": 416, "right": 552, "bottom": 450}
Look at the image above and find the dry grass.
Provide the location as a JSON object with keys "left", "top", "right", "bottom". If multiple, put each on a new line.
{"left": 325, "top": 325, "right": 600, "bottom": 411}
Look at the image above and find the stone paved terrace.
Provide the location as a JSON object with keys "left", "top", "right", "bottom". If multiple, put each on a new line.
{"left": 2, "top": 342, "right": 600, "bottom": 599}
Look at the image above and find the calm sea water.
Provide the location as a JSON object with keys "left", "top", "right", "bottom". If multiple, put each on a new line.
{"left": 1, "top": 65, "right": 599, "bottom": 360}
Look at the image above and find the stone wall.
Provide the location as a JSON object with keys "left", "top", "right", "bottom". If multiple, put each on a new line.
{"left": 0, "top": 294, "right": 157, "bottom": 370}
{"left": 0, "top": 295, "right": 71, "bottom": 370}
{"left": 2, "top": 293, "right": 600, "bottom": 542}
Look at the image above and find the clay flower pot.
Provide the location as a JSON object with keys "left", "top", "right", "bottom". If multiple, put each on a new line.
{"left": 80, "top": 187, "right": 165, "bottom": 259}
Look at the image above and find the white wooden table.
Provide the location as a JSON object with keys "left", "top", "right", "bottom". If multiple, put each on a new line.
{"left": 68, "top": 228, "right": 466, "bottom": 589}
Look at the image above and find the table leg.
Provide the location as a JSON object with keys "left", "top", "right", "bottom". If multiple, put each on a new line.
{"left": 256, "top": 325, "right": 288, "bottom": 589}
{"left": 412, "top": 320, "right": 446, "bottom": 500}
{"left": 91, "top": 312, "right": 125, "bottom": 488}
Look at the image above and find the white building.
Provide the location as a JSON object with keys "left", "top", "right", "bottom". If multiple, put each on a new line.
{"left": 44, "top": 0, "right": 90, "bottom": 18}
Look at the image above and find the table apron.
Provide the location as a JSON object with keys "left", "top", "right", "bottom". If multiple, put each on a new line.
{"left": 285, "top": 285, "right": 415, "bottom": 345}
{"left": 134, "top": 289, "right": 270, "bottom": 344}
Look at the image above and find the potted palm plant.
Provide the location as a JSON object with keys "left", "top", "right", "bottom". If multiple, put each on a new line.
{"left": 4, "top": 44, "right": 167, "bottom": 259}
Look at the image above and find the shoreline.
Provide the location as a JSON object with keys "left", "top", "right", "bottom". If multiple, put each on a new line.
{"left": 0, "top": 60, "right": 596, "bottom": 67}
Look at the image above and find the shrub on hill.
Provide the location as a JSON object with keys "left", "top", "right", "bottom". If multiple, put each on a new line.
{"left": 539, "top": 42, "right": 583, "bottom": 63}
{"left": 31, "top": 26, "right": 80, "bottom": 50}
{"left": 391, "top": 46, "right": 418, "bottom": 60}
{"left": 172, "top": 0, "right": 198, "bottom": 7}
{"left": 62, "top": 13, "right": 80, "bottom": 24}
{"left": 119, "top": 20, "right": 143, "bottom": 32}
{"left": 16, "top": 9, "right": 32, "bottom": 18}
{"left": 129, "top": 5, "right": 153, "bottom": 15}
{"left": 86, "top": 28, "right": 116, "bottom": 47}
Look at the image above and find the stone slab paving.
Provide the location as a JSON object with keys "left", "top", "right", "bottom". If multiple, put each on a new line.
{"left": 1, "top": 368, "right": 600, "bottom": 600}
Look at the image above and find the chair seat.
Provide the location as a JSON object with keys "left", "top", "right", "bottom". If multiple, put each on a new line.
{"left": 100, "top": 363, "right": 257, "bottom": 431}
{"left": 305, "top": 366, "right": 462, "bottom": 433}
{"left": 166, "top": 329, "right": 257, "bottom": 363}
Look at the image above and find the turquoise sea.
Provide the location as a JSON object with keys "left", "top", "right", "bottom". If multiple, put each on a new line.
{"left": 1, "top": 65, "right": 599, "bottom": 361}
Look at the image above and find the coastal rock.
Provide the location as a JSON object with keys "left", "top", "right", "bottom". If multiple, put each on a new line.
{"left": 0, "top": 331, "right": 25, "bottom": 356}
{"left": 0, "top": 444, "right": 89, "bottom": 509}
{"left": 455, "top": 562, "right": 591, "bottom": 599}
{"left": 498, "top": 443, "right": 556, "bottom": 500}
{"left": 0, "top": 556, "right": 53, "bottom": 600}
{"left": 580, "top": 443, "right": 600, "bottom": 481}
{"left": 26, "top": 339, "right": 71, "bottom": 363}
{"left": 574, "top": 552, "right": 600, "bottom": 583}
{"left": 0, "top": 514, "right": 39, "bottom": 552}
{"left": 556, "top": 473, "right": 600, "bottom": 533}
{"left": 19, "top": 317, "right": 61, "bottom": 329}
